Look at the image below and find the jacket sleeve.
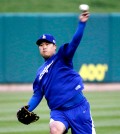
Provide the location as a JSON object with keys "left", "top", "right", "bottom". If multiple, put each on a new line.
{"left": 63, "top": 21, "right": 86, "bottom": 59}
{"left": 27, "top": 89, "right": 43, "bottom": 112}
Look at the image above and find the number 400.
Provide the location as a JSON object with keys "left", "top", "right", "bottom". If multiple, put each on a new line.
{"left": 79, "top": 64, "right": 108, "bottom": 81}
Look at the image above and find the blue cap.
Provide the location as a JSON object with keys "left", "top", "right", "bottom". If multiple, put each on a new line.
{"left": 36, "top": 34, "right": 56, "bottom": 45}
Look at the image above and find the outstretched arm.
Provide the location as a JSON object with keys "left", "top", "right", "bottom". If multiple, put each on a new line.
{"left": 27, "top": 89, "right": 43, "bottom": 112}
{"left": 64, "top": 12, "right": 90, "bottom": 59}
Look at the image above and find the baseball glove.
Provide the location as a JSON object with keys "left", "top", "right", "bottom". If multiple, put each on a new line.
{"left": 17, "top": 105, "right": 39, "bottom": 125}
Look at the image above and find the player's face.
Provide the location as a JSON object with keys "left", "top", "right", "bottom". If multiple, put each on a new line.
{"left": 39, "top": 42, "right": 56, "bottom": 59}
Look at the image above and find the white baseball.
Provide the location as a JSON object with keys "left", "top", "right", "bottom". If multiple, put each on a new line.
{"left": 79, "top": 4, "right": 89, "bottom": 11}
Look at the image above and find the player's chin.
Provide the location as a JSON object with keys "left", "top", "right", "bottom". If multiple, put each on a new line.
{"left": 42, "top": 54, "right": 50, "bottom": 60}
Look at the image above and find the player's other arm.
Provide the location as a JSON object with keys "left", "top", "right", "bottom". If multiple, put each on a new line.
{"left": 65, "top": 12, "right": 90, "bottom": 59}
{"left": 27, "top": 89, "right": 43, "bottom": 112}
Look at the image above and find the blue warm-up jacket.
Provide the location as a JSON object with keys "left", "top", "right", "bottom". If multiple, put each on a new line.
{"left": 28, "top": 21, "right": 86, "bottom": 111}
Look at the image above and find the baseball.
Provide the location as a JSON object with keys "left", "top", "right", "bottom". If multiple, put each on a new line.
{"left": 79, "top": 4, "right": 89, "bottom": 11}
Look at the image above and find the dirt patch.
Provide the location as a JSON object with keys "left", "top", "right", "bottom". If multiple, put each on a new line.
{"left": 84, "top": 83, "right": 120, "bottom": 91}
{"left": 0, "top": 84, "right": 32, "bottom": 92}
{"left": 0, "top": 83, "right": 120, "bottom": 92}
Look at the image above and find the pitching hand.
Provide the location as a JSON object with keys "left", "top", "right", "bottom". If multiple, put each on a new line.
{"left": 79, "top": 11, "right": 90, "bottom": 22}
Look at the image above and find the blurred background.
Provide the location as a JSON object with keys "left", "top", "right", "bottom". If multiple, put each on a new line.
{"left": 0, "top": 0, "right": 120, "bottom": 134}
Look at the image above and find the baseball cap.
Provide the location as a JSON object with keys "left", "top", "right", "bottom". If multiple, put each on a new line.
{"left": 36, "top": 34, "right": 56, "bottom": 45}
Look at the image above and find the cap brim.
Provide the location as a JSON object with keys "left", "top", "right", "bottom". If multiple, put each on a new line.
{"left": 36, "top": 39, "right": 53, "bottom": 45}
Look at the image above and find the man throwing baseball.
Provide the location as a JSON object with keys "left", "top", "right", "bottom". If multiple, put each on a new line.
{"left": 17, "top": 11, "right": 96, "bottom": 134}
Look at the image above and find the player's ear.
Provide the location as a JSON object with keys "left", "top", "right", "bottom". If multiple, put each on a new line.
{"left": 54, "top": 44, "right": 57, "bottom": 51}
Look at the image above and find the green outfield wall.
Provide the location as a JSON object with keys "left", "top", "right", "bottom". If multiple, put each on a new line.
{"left": 0, "top": 13, "right": 120, "bottom": 83}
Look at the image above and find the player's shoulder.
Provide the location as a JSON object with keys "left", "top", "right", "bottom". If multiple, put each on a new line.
{"left": 36, "top": 63, "right": 46, "bottom": 75}
{"left": 57, "top": 43, "right": 69, "bottom": 54}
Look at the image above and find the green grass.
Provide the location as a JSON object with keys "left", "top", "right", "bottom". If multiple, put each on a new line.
{"left": 0, "top": 0, "right": 120, "bottom": 13}
{"left": 0, "top": 91, "right": 120, "bottom": 134}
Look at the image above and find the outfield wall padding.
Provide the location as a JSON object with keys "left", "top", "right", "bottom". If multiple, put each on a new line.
{"left": 0, "top": 13, "right": 120, "bottom": 83}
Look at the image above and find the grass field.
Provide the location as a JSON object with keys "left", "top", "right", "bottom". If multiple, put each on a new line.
{"left": 0, "top": 0, "right": 120, "bottom": 13}
{"left": 0, "top": 90, "right": 120, "bottom": 134}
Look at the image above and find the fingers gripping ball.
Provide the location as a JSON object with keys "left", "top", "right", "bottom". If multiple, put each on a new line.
{"left": 17, "top": 105, "right": 39, "bottom": 125}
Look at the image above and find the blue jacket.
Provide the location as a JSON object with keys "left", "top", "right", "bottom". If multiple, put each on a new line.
{"left": 28, "top": 21, "right": 86, "bottom": 111}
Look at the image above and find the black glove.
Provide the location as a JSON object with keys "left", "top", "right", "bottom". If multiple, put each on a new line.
{"left": 17, "top": 105, "right": 39, "bottom": 125}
